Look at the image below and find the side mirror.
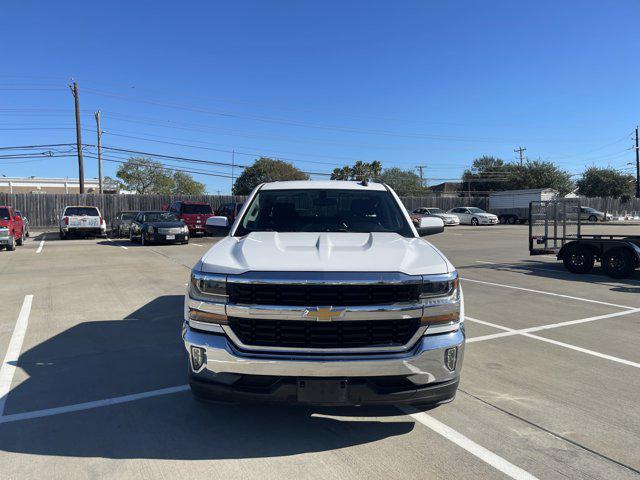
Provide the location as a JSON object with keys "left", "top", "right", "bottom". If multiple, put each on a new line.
{"left": 416, "top": 216, "right": 444, "bottom": 236}
{"left": 205, "top": 216, "right": 230, "bottom": 236}
{"left": 14, "top": 215, "right": 21, "bottom": 222}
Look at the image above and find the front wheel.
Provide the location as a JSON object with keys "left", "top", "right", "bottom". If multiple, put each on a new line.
{"left": 471, "top": 218, "right": 479, "bottom": 226}
{"left": 562, "top": 244, "right": 594, "bottom": 274}
{"left": 6, "top": 236, "right": 15, "bottom": 251}
{"left": 16, "top": 231, "right": 24, "bottom": 246}
{"left": 602, "top": 248, "right": 635, "bottom": 278}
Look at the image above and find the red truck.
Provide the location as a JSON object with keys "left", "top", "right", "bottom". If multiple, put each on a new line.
{"left": 0, "top": 206, "right": 25, "bottom": 251}
{"left": 166, "top": 201, "right": 214, "bottom": 236}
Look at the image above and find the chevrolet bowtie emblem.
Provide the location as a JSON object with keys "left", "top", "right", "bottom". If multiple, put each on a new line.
{"left": 304, "top": 306, "right": 346, "bottom": 322}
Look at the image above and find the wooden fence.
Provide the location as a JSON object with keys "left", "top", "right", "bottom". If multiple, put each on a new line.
{"left": 1, "top": 192, "right": 636, "bottom": 227}
{"left": 0, "top": 192, "right": 490, "bottom": 227}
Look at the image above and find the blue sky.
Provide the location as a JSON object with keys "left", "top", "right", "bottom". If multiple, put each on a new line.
{"left": 1, "top": 0, "right": 639, "bottom": 193}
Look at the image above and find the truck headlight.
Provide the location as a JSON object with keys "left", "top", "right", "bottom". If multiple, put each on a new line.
{"left": 420, "top": 273, "right": 461, "bottom": 326}
{"left": 190, "top": 270, "right": 228, "bottom": 300}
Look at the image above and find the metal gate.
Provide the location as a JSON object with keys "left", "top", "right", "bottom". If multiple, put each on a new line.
{"left": 529, "top": 199, "right": 581, "bottom": 255}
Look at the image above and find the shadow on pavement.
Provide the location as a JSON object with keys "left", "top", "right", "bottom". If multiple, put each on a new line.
{"left": 0, "top": 295, "right": 414, "bottom": 460}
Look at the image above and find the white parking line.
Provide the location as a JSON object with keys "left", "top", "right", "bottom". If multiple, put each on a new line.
{"left": 35, "top": 238, "right": 45, "bottom": 254}
{"left": 401, "top": 406, "right": 538, "bottom": 480}
{"left": 0, "top": 294, "right": 33, "bottom": 416}
{"left": 462, "top": 277, "right": 635, "bottom": 310}
{"left": 0, "top": 384, "right": 190, "bottom": 424}
{"left": 465, "top": 316, "right": 640, "bottom": 369}
{"left": 191, "top": 243, "right": 204, "bottom": 247}
{"left": 106, "top": 237, "right": 128, "bottom": 250}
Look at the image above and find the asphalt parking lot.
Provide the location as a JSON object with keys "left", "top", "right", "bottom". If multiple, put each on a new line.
{"left": 1, "top": 224, "right": 639, "bottom": 480}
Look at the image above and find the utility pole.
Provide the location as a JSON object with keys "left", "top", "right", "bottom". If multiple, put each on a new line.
{"left": 415, "top": 165, "right": 427, "bottom": 187}
{"left": 514, "top": 146, "right": 526, "bottom": 166}
{"left": 94, "top": 110, "right": 103, "bottom": 194}
{"left": 636, "top": 127, "right": 640, "bottom": 198}
{"left": 69, "top": 81, "right": 85, "bottom": 193}
{"left": 231, "top": 149, "right": 235, "bottom": 194}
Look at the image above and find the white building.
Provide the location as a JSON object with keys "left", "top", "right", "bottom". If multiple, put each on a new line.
{"left": 0, "top": 177, "right": 121, "bottom": 194}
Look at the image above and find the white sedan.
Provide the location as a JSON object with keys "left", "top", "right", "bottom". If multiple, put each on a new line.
{"left": 448, "top": 207, "right": 499, "bottom": 226}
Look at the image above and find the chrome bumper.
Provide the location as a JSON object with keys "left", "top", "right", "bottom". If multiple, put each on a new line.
{"left": 183, "top": 322, "right": 464, "bottom": 381}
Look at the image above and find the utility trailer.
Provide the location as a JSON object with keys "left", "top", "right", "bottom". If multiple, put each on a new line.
{"left": 490, "top": 188, "right": 558, "bottom": 224}
{"left": 529, "top": 199, "right": 640, "bottom": 278}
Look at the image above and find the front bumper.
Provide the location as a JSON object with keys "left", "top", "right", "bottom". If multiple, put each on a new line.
{"left": 183, "top": 323, "right": 464, "bottom": 405}
{"left": 0, "top": 236, "right": 11, "bottom": 245}
{"left": 63, "top": 227, "right": 106, "bottom": 235}
{"left": 480, "top": 218, "right": 498, "bottom": 225}
{"left": 148, "top": 233, "right": 189, "bottom": 243}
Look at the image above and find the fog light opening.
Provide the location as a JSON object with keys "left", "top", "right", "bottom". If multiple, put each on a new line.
{"left": 444, "top": 347, "right": 457, "bottom": 371}
{"left": 190, "top": 346, "right": 206, "bottom": 371}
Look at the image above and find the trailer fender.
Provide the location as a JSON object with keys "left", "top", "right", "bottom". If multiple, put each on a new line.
{"left": 557, "top": 241, "right": 597, "bottom": 260}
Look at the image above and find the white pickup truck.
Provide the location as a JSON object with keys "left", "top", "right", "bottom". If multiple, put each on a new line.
{"left": 184, "top": 180, "right": 464, "bottom": 406}
{"left": 59, "top": 205, "right": 107, "bottom": 239}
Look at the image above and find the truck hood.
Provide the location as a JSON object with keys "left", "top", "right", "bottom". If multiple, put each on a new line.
{"left": 198, "top": 232, "right": 453, "bottom": 276}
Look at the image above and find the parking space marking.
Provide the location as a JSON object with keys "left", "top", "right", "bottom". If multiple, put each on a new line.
{"left": 105, "top": 237, "right": 128, "bottom": 250}
{"left": 35, "top": 238, "right": 45, "bottom": 254}
{"left": 0, "top": 294, "right": 33, "bottom": 416}
{"left": 462, "top": 277, "right": 635, "bottom": 310}
{"left": 401, "top": 406, "right": 538, "bottom": 480}
{"left": 191, "top": 243, "right": 204, "bottom": 247}
{"left": 466, "top": 316, "right": 640, "bottom": 369}
{"left": 0, "top": 384, "right": 189, "bottom": 424}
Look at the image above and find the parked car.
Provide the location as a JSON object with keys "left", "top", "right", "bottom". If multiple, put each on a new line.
{"left": 111, "top": 211, "right": 138, "bottom": 238}
{"left": 576, "top": 206, "right": 612, "bottom": 222}
{"left": 167, "top": 201, "right": 214, "bottom": 236}
{"left": 15, "top": 210, "right": 29, "bottom": 237}
{"left": 448, "top": 207, "right": 499, "bottom": 226}
{"left": 410, "top": 207, "right": 460, "bottom": 226}
{"left": 59, "top": 206, "right": 106, "bottom": 239}
{"left": 214, "top": 202, "right": 244, "bottom": 225}
{"left": 129, "top": 211, "right": 189, "bottom": 245}
{"left": 184, "top": 180, "right": 463, "bottom": 407}
{"left": 0, "top": 206, "right": 25, "bottom": 251}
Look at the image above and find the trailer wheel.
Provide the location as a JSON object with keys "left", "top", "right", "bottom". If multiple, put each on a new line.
{"left": 562, "top": 244, "right": 594, "bottom": 274}
{"left": 507, "top": 216, "right": 517, "bottom": 224}
{"left": 499, "top": 215, "right": 507, "bottom": 224}
{"left": 602, "top": 248, "right": 635, "bottom": 278}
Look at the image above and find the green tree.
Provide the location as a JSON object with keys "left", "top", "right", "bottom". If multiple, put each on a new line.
{"left": 379, "top": 168, "right": 427, "bottom": 196}
{"left": 233, "top": 157, "right": 309, "bottom": 195}
{"left": 576, "top": 167, "right": 635, "bottom": 198}
{"left": 330, "top": 161, "right": 383, "bottom": 181}
{"left": 173, "top": 171, "right": 206, "bottom": 195}
{"left": 510, "top": 160, "right": 574, "bottom": 195}
{"left": 461, "top": 156, "right": 511, "bottom": 193}
{"left": 116, "top": 157, "right": 174, "bottom": 194}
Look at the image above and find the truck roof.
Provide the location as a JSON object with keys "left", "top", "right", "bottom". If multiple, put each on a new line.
{"left": 260, "top": 180, "right": 387, "bottom": 191}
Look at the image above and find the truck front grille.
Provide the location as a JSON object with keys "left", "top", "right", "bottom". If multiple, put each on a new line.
{"left": 228, "top": 317, "right": 420, "bottom": 349}
{"left": 227, "top": 283, "right": 421, "bottom": 306}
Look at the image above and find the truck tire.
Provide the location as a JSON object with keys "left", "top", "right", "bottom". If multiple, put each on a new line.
{"left": 471, "top": 218, "right": 479, "bottom": 226}
{"left": 602, "top": 248, "right": 635, "bottom": 279}
{"left": 16, "top": 231, "right": 24, "bottom": 246}
{"left": 507, "top": 216, "right": 517, "bottom": 225}
{"left": 6, "top": 236, "right": 15, "bottom": 251}
{"left": 562, "top": 244, "right": 594, "bottom": 274}
{"left": 499, "top": 215, "right": 507, "bottom": 224}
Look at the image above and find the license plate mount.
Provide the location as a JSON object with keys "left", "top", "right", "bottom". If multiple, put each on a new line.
{"left": 166, "top": 234, "right": 175, "bottom": 240}
{"left": 297, "top": 378, "right": 348, "bottom": 404}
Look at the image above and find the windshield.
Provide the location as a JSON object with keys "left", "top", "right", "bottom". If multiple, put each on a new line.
{"left": 235, "top": 189, "right": 413, "bottom": 236}
{"left": 181, "top": 204, "right": 212, "bottom": 214}
{"left": 582, "top": 207, "right": 597, "bottom": 213}
{"left": 0, "top": 208, "right": 10, "bottom": 221}
{"left": 64, "top": 207, "right": 99, "bottom": 216}
{"left": 143, "top": 212, "right": 179, "bottom": 222}
{"left": 121, "top": 212, "right": 137, "bottom": 220}
{"left": 468, "top": 207, "right": 486, "bottom": 214}
{"left": 427, "top": 208, "right": 445, "bottom": 214}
